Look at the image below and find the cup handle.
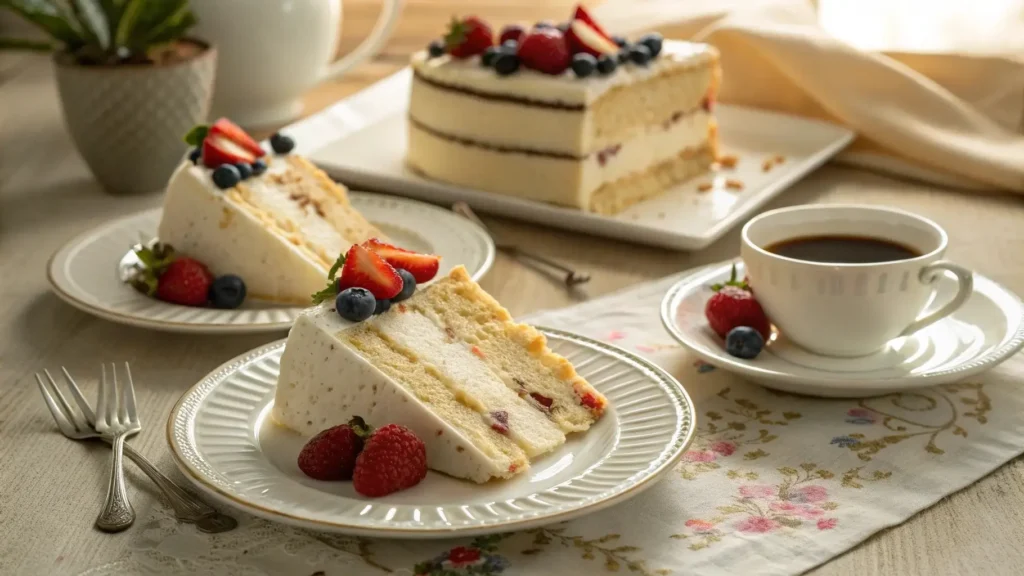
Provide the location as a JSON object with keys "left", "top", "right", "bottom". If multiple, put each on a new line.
{"left": 899, "top": 260, "right": 974, "bottom": 337}
{"left": 321, "top": 0, "right": 404, "bottom": 82}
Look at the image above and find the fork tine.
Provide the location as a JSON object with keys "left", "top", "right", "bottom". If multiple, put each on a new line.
{"left": 96, "top": 363, "right": 110, "bottom": 428}
{"left": 44, "top": 369, "right": 84, "bottom": 433}
{"left": 35, "top": 373, "right": 77, "bottom": 437}
{"left": 61, "top": 366, "right": 96, "bottom": 426}
{"left": 121, "top": 362, "right": 138, "bottom": 423}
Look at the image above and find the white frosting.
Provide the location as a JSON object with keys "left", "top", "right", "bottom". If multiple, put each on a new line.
{"left": 157, "top": 161, "right": 328, "bottom": 304}
{"left": 274, "top": 302, "right": 511, "bottom": 484}
{"left": 410, "top": 40, "right": 717, "bottom": 107}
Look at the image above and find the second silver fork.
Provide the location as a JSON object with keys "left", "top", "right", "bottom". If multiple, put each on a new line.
{"left": 94, "top": 363, "right": 142, "bottom": 532}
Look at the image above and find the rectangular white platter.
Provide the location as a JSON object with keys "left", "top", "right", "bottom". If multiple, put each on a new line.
{"left": 301, "top": 69, "right": 855, "bottom": 251}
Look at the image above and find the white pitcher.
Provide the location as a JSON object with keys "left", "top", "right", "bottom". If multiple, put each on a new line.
{"left": 191, "top": 0, "right": 404, "bottom": 128}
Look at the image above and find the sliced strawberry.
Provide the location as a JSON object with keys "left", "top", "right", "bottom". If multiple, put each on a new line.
{"left": 202, "top": 134, "right": 256, "bottom": 168}
{"left": 338, "top": 244, "right": 403, "bottom": 299}
{"left": 208, "top": 118, "right": 266, "bottom": 158}
{"left": 361, "top": 238, "right": 441, "bottom": 284}
{"left": 572, "top": 5, "right": 612, "bottom": 40}
{"left": 566, "top": 19, "right": 618, "bottom": 57}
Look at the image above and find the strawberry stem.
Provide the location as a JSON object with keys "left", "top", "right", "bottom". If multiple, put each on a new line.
{"left": 710, "top": 263, "right": 749, "bottom": 292}
{"left": 443, "top": 16, "right": 468, "bottom": 50}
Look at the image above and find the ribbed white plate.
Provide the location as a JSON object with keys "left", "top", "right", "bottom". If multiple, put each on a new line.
{"left": 167, "top": 329, "right": 695, "bottom": 538}
{"left": 47, "top": 193, "right": 495, "bottom": 334}
{"left": 661, "top": 260, "right": 1024, "bottom": 397}
{"left": 304, "top": 68, "right": 855, "bottom": 251}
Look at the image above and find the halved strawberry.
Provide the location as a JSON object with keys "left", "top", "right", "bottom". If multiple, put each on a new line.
{"left": 572, "top": 5, "right": 612, "bottom": 40}
{"left": 566, "top": 19, "right": 618, "bottom": 57}
{"left": 202, "top": 134, "right": 256, "bottom": 168}
{"left": 361, "top": 238, "right": 441, "bottom": 284}
{"left": 338, "top": 244, "right": 403, "bottom": 299}
{"left": 208, "top": 118, "right": 265, "bottom": 158}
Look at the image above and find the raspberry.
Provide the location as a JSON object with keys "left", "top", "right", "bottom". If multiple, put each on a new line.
{"left": 297, "top": 417, "right": 369, "bottom": 481}
{"left": 353, "top": 424, "right": 427, "bottom": 497}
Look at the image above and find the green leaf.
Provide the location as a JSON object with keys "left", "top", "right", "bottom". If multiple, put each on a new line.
{"left": 327, "top": 252, "right": 346, "bottom": 280}
{"left": 311, "top": 253, "right": 346, "bottom": 303}
{"left": 183, "top": 124, "right": 208, "bottom": 146}
{"left": 140, "top": 0, "right": 192, "bottom": 44}
{"left": 112, "top": 0, "right": 142, "bottom": 48}
{"left": 3, "top": 0, "right": 87, "bottom": 47}
{"left": 70, "top": 0, "right": 109, "bottom": 48}
{"left": 0, "top": 36, "right": 55, "bottom": 50}
{"left": 776, "top": 517, "right": 802, "bottom": 528}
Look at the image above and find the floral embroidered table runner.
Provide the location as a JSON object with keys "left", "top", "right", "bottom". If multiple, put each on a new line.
{"left": 82, "top": 267, "right": 1023, "bottom": 576}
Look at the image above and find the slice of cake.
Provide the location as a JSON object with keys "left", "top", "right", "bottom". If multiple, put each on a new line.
{"left": 158, "top": 119, "right": 385, "bottom": 305}
{"left": 406, "top": 7, "right": 720, "bottom": 215}
{"left": 275, "top": 263, "right": 607, "bottom": 484}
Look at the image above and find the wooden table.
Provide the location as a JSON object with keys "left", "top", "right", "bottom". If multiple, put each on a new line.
{"left": 2, "top": 2, "right": 1024, "bottom": 574}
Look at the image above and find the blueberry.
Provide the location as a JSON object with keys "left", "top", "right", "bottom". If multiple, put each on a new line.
{"left": 427, "top": 39, "right": 445, "bottom": 58}
{"left": 336, "top": 287, "right": 376, "bottom": 322}
{"left": 211, "top": 164, "right": 241, "bottom": 189}
{"left": 250, "top": 159, "right": 267, "bottom": 176}
{"left": 556, "top": 21, "right": 570, "bottom": 33}
{"left": 374, "top": 298, "right": 391, "bottom": 315}
{"left": 188, "top": 148, "right": 201, "bottom": 165}
{"left": 571, "top": 53, "right": 597, "bottom": 78}
{"left": 638, "top": 32, "right": 663, "bottom": 58}
{"left": 234, "top": 162, "right": 253, "bottom": 180}
{"left": 533, "top": 20, "right": 555, "bottom": 29}
{"left": 596, "top": 55, "right": 618, "bottom": 75}
{"left": 481, "top": 46, "right": 501, "bottom": 67}
{"left": 393, "top": 269, "right": 417, "bottom": 302}
{"left": 725, "top": 326, "right": 765, "bottom": 360}
{"left": 629, "top": 44, "right": 652, "bottom": 66}
{"left": 501, "top": 39, "right": 518, "bottom": 52}
{"left": 493, "top": 53, "right": 520, "bottom": 76}
{"left": 617, "top": 49, "right": 631, "bottom": 64}
{"left": 269, "top": 132, "right": 295, "bottom": 155}
{"left": 611, "top": 35, "right": 628, "bottom": 48}
{"left": 209, "top": 275, "right": 247, "bottom": 309}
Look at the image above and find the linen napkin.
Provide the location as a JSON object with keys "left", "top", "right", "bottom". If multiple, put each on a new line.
{"left": 593, "top": 0, "right": 1024, "bottom": 193}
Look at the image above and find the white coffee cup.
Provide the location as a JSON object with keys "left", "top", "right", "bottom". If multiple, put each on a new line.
{"left": 740, "top": 204, "right": 974, "bottom": 357}
{"left": 191, "top": 0, "right": 403, "bottom": 128}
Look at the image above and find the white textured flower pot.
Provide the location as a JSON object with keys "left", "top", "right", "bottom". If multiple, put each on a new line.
{"left": 54, "top": 43, "right": 217, "bottom": 195}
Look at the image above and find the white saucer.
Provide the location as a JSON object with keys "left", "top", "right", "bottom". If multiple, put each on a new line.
{"left": 167, "top": 330, "right": 695, "bottom": 538}
{"left": 47, "top": 193, "right": 495, "bottom": 334}
{"left": 661, "top": 260, "right": 1024, "bottom": 397}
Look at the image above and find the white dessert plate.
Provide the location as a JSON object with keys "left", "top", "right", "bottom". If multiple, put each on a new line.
{"left": 47, "top": 193, "right": 495, "bottom": 334}
{"left": 661, "top": 260, "right": 1024, "bottom": 397}
{"left": 167, "top": 329, "right": 696, "bottom": 538}
{"left": 304, "top": 69, "right": 855, "bottom": 251}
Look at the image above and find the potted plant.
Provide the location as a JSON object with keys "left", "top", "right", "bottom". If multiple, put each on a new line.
{"left": 1, "top": 1, "right": 216, "bottom": 195}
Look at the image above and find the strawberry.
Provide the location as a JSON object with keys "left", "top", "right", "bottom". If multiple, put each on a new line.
{"left": 297, "top": 417, "right": 370, "bottom": 481}
{"left": 202, "top": 134, "right": 256, "bottom": 169}
{"left": 498, "top": 24, "right": 526, "bottom": 45}
{"left": 572, "top": 5, "right": 612, "bottom": 40}
{"left": 517, "top": 28, "right": 571, "bottom": 75}
{"left": 208, "top": 118, "right": 265, "bottom": 158}
{"left": 444, "top": 16, "right": 493, "bottom": 58}
{"left": 338, "top": 244, "right": 403, "bottom": 300}
{"left": 352, "top": 424, "right": 427, "bottom": 497}
{"left": 360, "top": 238, "right": 441, "bottom": 284}
{"left": 566, "top": 19, "right": 619, "bottom": 57}
{"left": 156, "top": 258, "right": 214, "bottom": 306}
{"left": 704, "top": 265, "right": 771, "bottom": 339}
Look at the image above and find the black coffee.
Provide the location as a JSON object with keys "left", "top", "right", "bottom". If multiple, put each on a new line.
{"left": 765, "top": 235, "right": 920, "bottom": 264}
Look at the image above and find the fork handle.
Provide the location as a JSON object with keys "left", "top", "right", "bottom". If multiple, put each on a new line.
{"left": 120, "top": 442, "right": 219, "bottom": 523}
{"left": 96, "top": 434, "right": 135, "bottom": 532}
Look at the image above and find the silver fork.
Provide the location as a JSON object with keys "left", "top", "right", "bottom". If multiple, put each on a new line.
{"left": 35, "top": 366, "right": 237, "bottom": 533}
{"left": 93, "top": 363, "right": 142, "bottom": 532}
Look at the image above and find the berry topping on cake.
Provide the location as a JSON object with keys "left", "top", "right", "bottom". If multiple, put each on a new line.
{"left": 571, "top": 53, "right": 597, "bottom": 78}
{"left": 726, "top": 326, "right": 765, "bottom": 359}
{"left": 374, "top": 298, "right": 391, "bottom": 315}
{"left": 517, "top": 28, "right": 570, "bottom": 75}
{"left": 352, "top": 424, "right": 427, "bottom": 497}
{"left": 156, "top": 258, "right": 214, "bottom": 307}
{"left": 481, "top": 45, "right": 501, "bottom": 67}
{"left": 250, "top": 159, "right": 268, "bottom": 176}
{"left": 211, "top": 164, "right": 241, "bottom": 189}
{"left": 337, "top": 287, "right": 377, "bottom": 322}
{"left": 393, "top": 269, "right": 417, "bottom": 302}
{"left": 444, "top": 16, "right": 494, "bottom": 59}
{"left": 297, "top": 417, "right": 370, "bottom": 481}
{"left": 338, "top": 244, "right": 404, "bottom": 300}
{"left": 704, "top": 265, "right": 771, "bottom": 339}
{"left": 234, "top": 162, "right": 253, "bottom": 180}
{"left": 533, "top": 20, "right": 555, "bottom": 29}
{"left": 489, "top": 410, "right": 510, "bottom": 434}
{"left": 269, "top": 132, "right": 295, "bottom": 155}
{"left": 572, "top": 5, "right": 611, "bottom": 37}
{"left": 611, "top": 35, "right": 628, "bottom": 48}
{"left": 638, "top": 32, "right": 664, "bottom": 58}
{"left": 493, "top": 53, "right": 521, "bottom": 76}
{"left": 596, "top": 54, "right": 617, "bottom": 75}
{"left": 209, "top": 274, "right": 247, "bottom": 309}
{"left": 361, "top": 238, "right": 441, "bottom": 283}
{"left": 566, "top": 6, "right": 618, "bottom": 57}
{"left": 188, "top": 148, "right": 201, "bottom": 165}
{"left": 427, "top": 39, "right": 445, "bottom": 58}
{"left": 203, "top": 137, "right": 257, "bottom": 171}
{"left": 617, "top": 48, "right": 631, "bottom": 64}
{"left": 499, "top": 24, "right": 526, "bottom": 45}
{"left": 208, "top": 118, "right": 265, "bottom": 158}
{"left": 629, "top": 44, "right": 652, "bottom": 65}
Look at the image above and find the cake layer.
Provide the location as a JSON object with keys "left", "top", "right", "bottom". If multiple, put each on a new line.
{"left": 407, "top": 111, "right": 715, "bottom": 211}
{"left": 158, "top": 156, "right": 384, "bottom": 304}
{"left": 590, "top": 145, "right": 716, "bottom": 215}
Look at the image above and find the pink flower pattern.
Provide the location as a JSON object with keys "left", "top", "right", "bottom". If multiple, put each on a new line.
{"left": 738, "top": 485, "right": 776, "bottom": 498}
{"left": 605, "top": 330, "right": 626, "bottom": 342}
{"left": 710, "top": 441, "right": 736, "bottom": 456}
{"left": 683, "top": 450, "right": 717, "bottom": 463}
{"left": 817, "top": 518, "right": 838, "bottom": 530}
{"left": 736, "top": 517, "right": 780, "bottom": 533}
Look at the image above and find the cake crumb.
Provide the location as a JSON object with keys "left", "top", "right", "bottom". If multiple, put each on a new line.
{"left": 762, "top": 159, "right": 774, "bottom": 172}
{"left": 719, "top": 154, "right": 739, "bottom": 168}
{"left": 697, "top": 182, "right": 714, "bottom": 193}
{"left": 725, "top": 179, "right": 745, "bottom": 190}
{"left": 774, "top": 154, "right": 786, "bottom": 163}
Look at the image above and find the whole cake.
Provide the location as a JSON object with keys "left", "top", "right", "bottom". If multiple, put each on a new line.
{"left": 406, "top": 6, "right": 721, "bottom": 215}
{"left": 157, "top": 119, "right": 385, "bottom": 305}
{"left": 275, "top": 256, "right": 607, "bottom": 485}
